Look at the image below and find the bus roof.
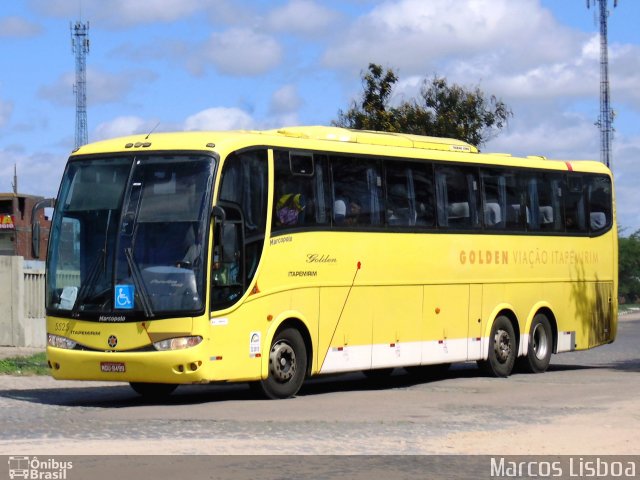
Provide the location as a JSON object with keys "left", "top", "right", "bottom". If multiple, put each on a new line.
{"left": 70, "top": 126, "right": 610, "bottom": 175}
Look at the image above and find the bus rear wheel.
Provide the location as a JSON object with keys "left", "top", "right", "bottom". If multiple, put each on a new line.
{"left": 518, "top": 314, "right": 552, "bottom": 373}
{"left": 259, "top": 328, "right": 307, "bottom": 399}
{"left": 478, "top": 315, "right": 516, "bottom": 377}
{"left": 130, "top": 382, "right": 178, "bottom": 398}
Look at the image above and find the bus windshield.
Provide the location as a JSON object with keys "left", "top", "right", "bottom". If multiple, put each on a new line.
{"left": 46, "top": 154, "right": 214, "bottom": 320}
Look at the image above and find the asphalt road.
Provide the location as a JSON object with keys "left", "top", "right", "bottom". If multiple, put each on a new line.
{"left": 0, "top": 318, "right": 639, "bottom": 457}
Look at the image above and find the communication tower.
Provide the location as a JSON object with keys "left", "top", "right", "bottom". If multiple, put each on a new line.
{"left": 71, "top": 21, "right": 90, "bottom": 148}
{"left": 587, "top": 0, "right": 617, "bottom": 169}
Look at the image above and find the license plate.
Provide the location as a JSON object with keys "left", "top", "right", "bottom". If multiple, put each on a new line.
{"left": 101, "top": 362, "right": 126, "bottom": 373}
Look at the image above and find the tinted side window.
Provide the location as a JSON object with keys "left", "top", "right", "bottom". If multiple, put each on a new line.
{"left": 564, "top": 174, "right": 587, "bottom": 233}
{"left": 481, "top": 170, "right": 522, "bottom": 230}
{"left": 219, "top": 150, "right": 268, "bottom": 237}
{"left": 332, "top": 157, "right": 383, "bottom": 228}
{"left": 522, "top": 173, "right": 556, "bottom": 232}
{"left": 435, "top": 165, "right": 480, "bottom": 229}
{"left": 588, "top": 175, "right": 612, "bottom": 233}
{"left": 272, "top": 150, "right": 330, "bottom": 231}
{"left": 385, "top": 161, "right": 435, "bottom": 228}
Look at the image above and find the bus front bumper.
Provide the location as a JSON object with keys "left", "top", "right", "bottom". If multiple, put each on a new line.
{"left": 46, "top": 345, "right": 213, "bottom": 384}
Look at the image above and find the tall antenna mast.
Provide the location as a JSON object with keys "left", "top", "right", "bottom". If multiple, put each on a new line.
{"left": 11, "top": 164, "right": 17, "bottom": 194}
{"left": 587, "top": 0, "right": 617, "bottom": 169}
{"left": 71, "top": 20, "right": 90, "bottom": 148}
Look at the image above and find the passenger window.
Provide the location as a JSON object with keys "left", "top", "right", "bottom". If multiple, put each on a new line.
{"left": 564, "top": 175, "right": 587, "bottom": 233}
{"left": 588, "top": 175, "right": 612, "bottom": 233}
{"left": 272, "top": 150, "right": 330, "bottom": 231}
{"left": 385, "top": 161, "right": 435, "bottom": 228}
{"left": 332, "top": 157, "right": 383, "bottom": 228}
{"left": 219, "top": 150, "right": 268, "bottom": 237}
{"left": 435, "top": 165, "right": 480, "bottom": 229}
{"left": 481, "top": 170, "right": 522, "bottom": 230}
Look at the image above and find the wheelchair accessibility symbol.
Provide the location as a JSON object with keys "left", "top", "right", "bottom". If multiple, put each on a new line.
{"left": 114, "top": 285, "right": 134, "bottom": 309}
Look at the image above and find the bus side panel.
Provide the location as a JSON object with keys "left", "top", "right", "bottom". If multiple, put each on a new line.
{"left": 287, "top": 287, "right": 320, "bottom": 375}
{"left": 207, "top": 298, "right": 271, "bottom": 382}
{"left": 467, "top": 284, "right": 484, "bottom": 360}
{"left": 318, "top": 286, "right": 373, "bottom": 373}
{"left": 422, "top": 284, "right": 469, "bottom": 365}
{"left": 551, "top": 280, "right": 614, "bottom": 351}
{"left": 371, "top": 286, "right": 422, "bottom": 369}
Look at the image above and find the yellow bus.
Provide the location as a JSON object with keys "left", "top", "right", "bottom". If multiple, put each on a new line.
{"left": 44, "top": 126, "right": 617, "bottom": 399}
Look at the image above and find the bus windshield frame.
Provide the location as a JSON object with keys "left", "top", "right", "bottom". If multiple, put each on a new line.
{"left": 46, "top": 152, "right": 215, "bottom": 322}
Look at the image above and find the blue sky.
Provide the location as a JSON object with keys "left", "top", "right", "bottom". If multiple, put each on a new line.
{"left": 1, "top": 0, "right": 639, "bottom": 232}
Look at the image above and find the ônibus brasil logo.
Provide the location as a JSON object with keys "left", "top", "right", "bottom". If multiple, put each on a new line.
{"left": 8, "top": 456, "right": 73, "bottom": 479}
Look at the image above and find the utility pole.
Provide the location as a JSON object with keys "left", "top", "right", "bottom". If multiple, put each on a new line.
{"left": 71, "top": 20, "right": 90, "bottom": 149}
{"left": 587, "top": 0, "right": 617, "bottom": 169}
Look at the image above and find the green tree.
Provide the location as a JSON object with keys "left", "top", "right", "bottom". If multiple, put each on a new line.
{"left": 334, "top": 63, "right": 513, "bottom": 147}
{"left": 619, "top": 229, "right": 640, "bottom": 302}
{"left": 334, "top": 63, "right": 398, "bottom": 132}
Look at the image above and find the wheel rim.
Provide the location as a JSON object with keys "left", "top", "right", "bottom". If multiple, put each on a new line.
{"left": 531, "top": 322, "right": 549, "bottom": 360}
{"left": 494, "top": 329, "right": 512, "bottom": 364}
{"left": 269, "top": 340, "right": 296, "bottom": 383}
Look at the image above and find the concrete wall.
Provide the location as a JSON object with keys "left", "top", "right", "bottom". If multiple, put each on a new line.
{"left": 0, "top": 256, "right": 46, "bottom": 347}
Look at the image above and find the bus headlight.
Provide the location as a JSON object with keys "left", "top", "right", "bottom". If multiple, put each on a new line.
{"left": 153, "top": 336, "right": 203, "bottom": 351}
{"left": 48, "top": 334, "right": 77, "bottom": 350}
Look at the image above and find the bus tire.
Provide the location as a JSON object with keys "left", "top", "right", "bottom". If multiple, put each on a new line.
{"left": 478, "top": 315, "right": 516, "bottom": 377}
{"left": 259, "top": 328, "right": 307, "bottom": 399}
{"left": 518, "top": 314, "right": 552, "bottom": 373}
{"left": 130, "top": 382, "right": 178, "bottom": 398}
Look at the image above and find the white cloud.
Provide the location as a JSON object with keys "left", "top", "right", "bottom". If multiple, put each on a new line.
{"left": 0, "top": 97, "right": 14, "bottom": 129}
{"left": 484, "top": 107, "right": 600, "bottom": 158}
{"left": 269, "top": 85, "right": 303, "bottom": 115}
{"left": 184, "top": 107, "right": 255, "bottom": 131}
{"left": 609, "top": 43, "right": 640, "bottom": 111}
{"left": 322, "top": 0, "right": 580, "bottom": 75}
{"left": 610, "top": 138, "right": 640, "bottom": 232}
{"left": 0, "top": 148, "right": 66, "bottom": 198}
{"left": 197, "top": 28, "right": 283, "bottom": 76}
{"left": 38, "top": 68, "right": 157, "bottom": 107}
{"left": 0, "top": 16, "right": 42, "bottom": 37}
{"left": 93, "top": 116, "right": 156, "bottom": 140}
{"left": 266, "top": 0, "right": 341, "bottom": 37}
{"left": 28, "top": 0, "right": 208, "bottom": 28}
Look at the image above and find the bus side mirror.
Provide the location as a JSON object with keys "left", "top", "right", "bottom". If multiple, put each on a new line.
{"left": 212, "top": 205, "right": 226, "bottom": 223}
{"left": 32, "top": 198, "right": 55, "bottom": 259}
{"left": 212, "top": 205, "right": 226, "bottom": 267}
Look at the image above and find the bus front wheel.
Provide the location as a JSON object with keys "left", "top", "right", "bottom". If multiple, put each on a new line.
{"left": 478, "top": 315, "right": 516, "bottom": 377}
{"left": 517, "top": 314, "right": 552, "bottom": 373}
{"left": 259, "top": 328, "right": 307, "bottom": 399}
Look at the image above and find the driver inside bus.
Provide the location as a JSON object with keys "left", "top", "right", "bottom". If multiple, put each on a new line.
{"left": 177, "top": 224, "right": 201, "bottom": 268}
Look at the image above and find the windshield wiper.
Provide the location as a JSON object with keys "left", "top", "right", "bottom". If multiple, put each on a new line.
{"left": 72, "top": 247, "right": 106, "bottom": 316}
{"left": 124, "top": 247, "right": 155, "bottom": 318}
